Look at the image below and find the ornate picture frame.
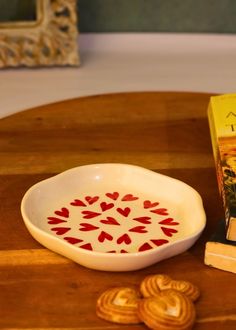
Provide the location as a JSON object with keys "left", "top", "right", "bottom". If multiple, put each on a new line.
{"left": 0, "top": 0, "right": 79, "bottom": 68}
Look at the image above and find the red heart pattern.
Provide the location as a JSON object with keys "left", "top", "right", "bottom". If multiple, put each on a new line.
{"left": 143, "top": 200, "right": 159, "bottom": 209}
{"left": 161, "top": 227, "right": 178, "bottom": 237}
{"left": 159, "top": 218, "right": 179, "bottom": 225}
{"left": 133, "top": 216, "right": 151, "bottom": 224}
{"left": 64, "top": 237, "right": 83, "bottom": 244}
{"left": 82, "top": 210, "right": 101, "bottom": 219}
{"left": 100, "top": 202, "right": 114, "bottom": 212}
{"left": 139, "top": 242, "right": 153, "bottom": 252}
{"left": 121, "top": 194, "right": 139, "bottom": 201}
{"left": 106, "top": 249, "right": 128, "bottom": 253}
{"left": 47, "top": 191, "right": 179, "bottom": 253}
{"left": 70, "top": 199, "right": 86, "bottom": 207}
{"left": 98, "top": 231, "right": 113, "bottom": 242}
{"left": 80, "top": 243, "right": 93, "bottom": 251}
{"left": 151, "top": 239, "right": 169, "bottom": 246}
{"left": 106, "top": 192, "right": 119, "bottom": 200}
{"left": 54, "top": 207, "right": 69, "bottom": 218}
{"left": 100, "top": 216, "right": 120, "bottom": 225}
{"left": 117, "top": 233, "right": 131, "bottom": 245}
{"left": 129, "top": 226, "right": 147, "bottom": 233}
{"left": 85, "top": 196, "right": 99, "bottom": 205}
{"left": 151, "top": 208, "right": 169, "bottom": 216}
{"left": 117, "top": 207, "right": 131, "bottom": 217}
{"left": 51, "top": 227, "right": 70, "bottom": 235}
{"left": 79, "top": 223, "right": 99, "bottom": 231}
{"left": 47, "top": 217, "right": 67, "bottom": 224}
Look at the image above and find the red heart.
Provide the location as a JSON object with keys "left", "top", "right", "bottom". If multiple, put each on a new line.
{"left": 51, "top": 227, "right": 70, "bottom": 235}
{"left": 100, "top": 202, "right": 114, "bottom": 212}
{"left": 98, "top": 231, "right": 113, "bottom": 242}
{"left": 64, "top": 237, "right": 83, "bottom": 244}
{"left": 117, "top": 207, "right": 131, "bottom": 217}
{"left": 159, "top": 218, "right": 179, "bottom": 225}
{"left": 107, "top": 250, "right": 116, "bottom": 253}
{"left": 129, "top": 226, "right": 147, "bottom": 233}
{"left": 70, "top": 199, "right": 86, "bottom": 207}
{"left": 85, "top": 196, "right": 99, "bottom": 205}
{"left": 133, "top": 216, "right": 151, "bottom": 224}
{"left": 151, "top": 239, "right": 169, "bottom": 246}
{"left": 121, "top": 194, "right": 139, "bottom": 201}
{"left": 120, "top": 249, "right": 128, "bottom": 253}
{"left": 151, "top": 208, "right": 169, "bottom": 216}
{"left": 47, "top": 217, "right": 67, "bottom": 224}
{"left": 54, "top": 207, "right": 69, "bottom": 218}
{"left": 82, "top": 211, "right": 101, "bottom": 219}
{"left": 117, "top": 233, "right": 131, "bottom": 245}
{"left": 161, "top": 227, "right": 178, "bottom": 237}
{"left": 138, "top": 242, "right": 153, "bottom": 252}
{"left": 79, "top": 243, "right": 93, "bottom": 251}
{"left": 143, "top": 200, "right": 159, "bottom": 209}
{"left": 79, "top": 223, "right": 99, "bottom": 231}
{"left": 106, "top": 192, "right": 119, "bottom": 200}
{"left": 100, "top": 217, "right": 120, "bottom": 226}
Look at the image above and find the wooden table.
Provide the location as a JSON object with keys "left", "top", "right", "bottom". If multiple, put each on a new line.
{"left": 1, "top": 92, "right": 235, "bottom": 329}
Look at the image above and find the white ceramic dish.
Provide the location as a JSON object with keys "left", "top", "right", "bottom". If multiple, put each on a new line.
{"left": 21, "top": 163, "right": 206, "bottom": 271}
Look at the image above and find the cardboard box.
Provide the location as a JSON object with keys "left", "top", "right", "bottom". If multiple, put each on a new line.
{"left": 208, "top": 94, "right": 236, "bottom": 241}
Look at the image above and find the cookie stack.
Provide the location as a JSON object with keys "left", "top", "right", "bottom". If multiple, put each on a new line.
{"left": 96, "top": 274, "right": 199, "bottom": 330}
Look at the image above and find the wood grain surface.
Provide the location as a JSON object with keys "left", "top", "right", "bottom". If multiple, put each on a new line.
{"left": 0, "top": 92, "right": 235, "bottom": 329}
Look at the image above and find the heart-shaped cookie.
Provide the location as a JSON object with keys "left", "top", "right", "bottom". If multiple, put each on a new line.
{"left": 140, "top": 274, "right": 200, "bottom": 302}
{"left": 138, "top": 289, "right": 196, "bottom": 330}
{"left": 96, "top": 287, "right": 142, "bottom": 324}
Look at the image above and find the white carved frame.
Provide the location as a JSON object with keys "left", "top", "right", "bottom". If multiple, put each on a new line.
{"left": 0, "top": 0, "right": 79, "bottom": 68}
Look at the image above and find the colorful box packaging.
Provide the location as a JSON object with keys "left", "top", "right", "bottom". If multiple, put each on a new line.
{"left": 208, "top": 93, "right": 236, "bottom": 241}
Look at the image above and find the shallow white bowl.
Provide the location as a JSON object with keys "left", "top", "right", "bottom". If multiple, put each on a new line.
{"left": 21, "top": 164, "right": 206, "bottom": 271}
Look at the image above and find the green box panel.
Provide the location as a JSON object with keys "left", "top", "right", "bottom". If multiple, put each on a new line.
{"left": 0, "top": 0, "right": 235, "bottom": 33}
{"left": 78, "top": 0, "right": 236, "bottom": 33}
